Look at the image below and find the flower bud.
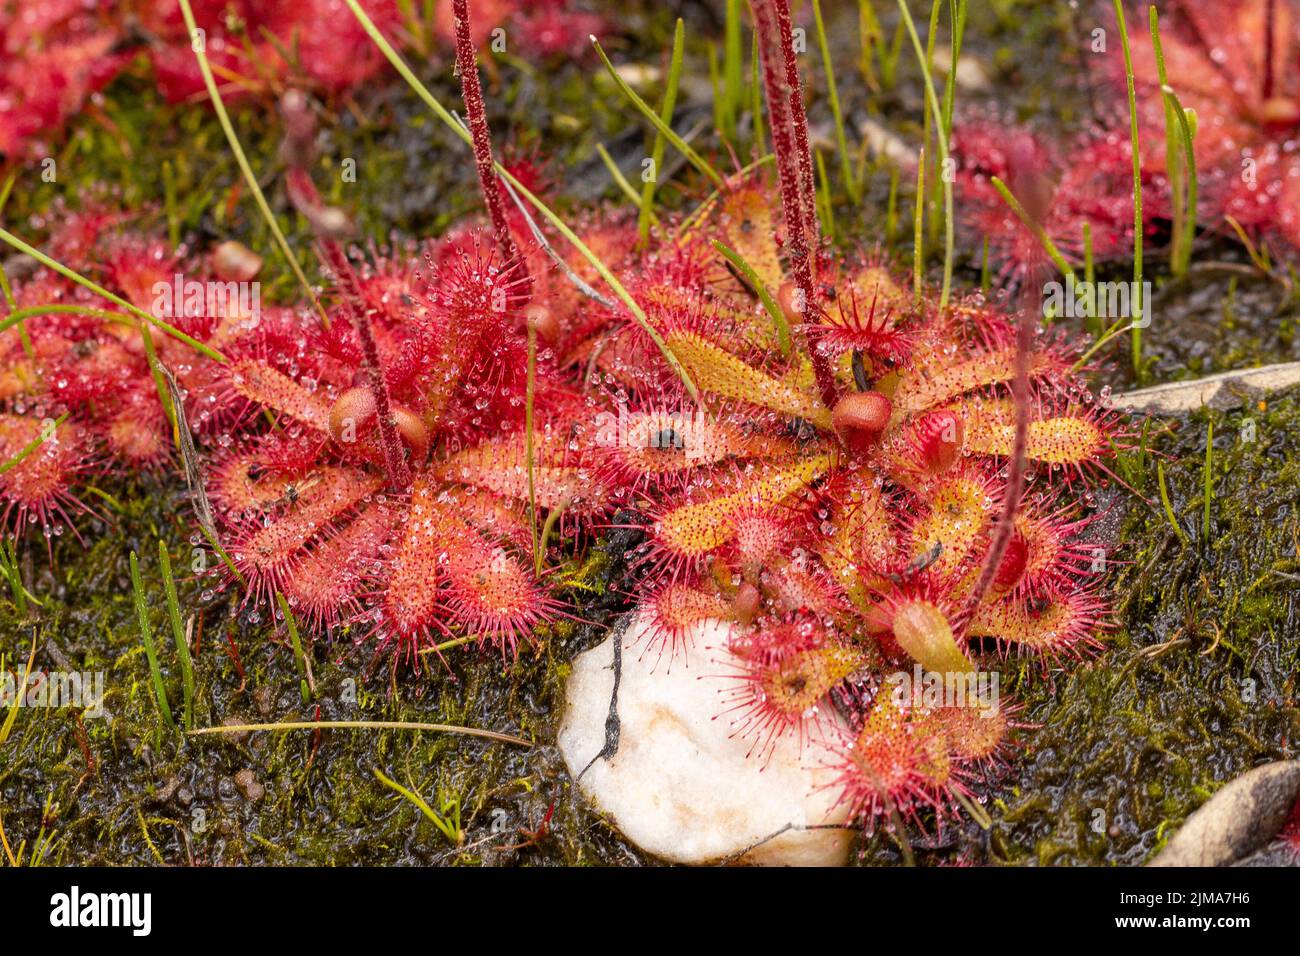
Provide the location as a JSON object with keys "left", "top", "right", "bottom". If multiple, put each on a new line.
{"left": 832, "top": 391, "right": 892, "bottom": 447}
{"left": 328, "top": 386, "right": 376, "bottom": 443}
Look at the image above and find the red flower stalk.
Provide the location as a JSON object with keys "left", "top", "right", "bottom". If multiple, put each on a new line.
{"left": 748, "top": 0, "right": 836, "bottom": 408}
{"left": 1264, "top": 0, "right": 1279, "bottom": 100}
{"left": 321, "top": 242, "right": 413, "bottom": 491}
{"left": 748, "top": 0, "right": 818, "bottom": 249}
{"left": 959, "top": 143, "right": 1053, "bottom": 624}
{"left": 452, "top": 0, "right": 527, "bottom": 283}
{"left": 280, "top": 92, "right": 412, "bottom": 491}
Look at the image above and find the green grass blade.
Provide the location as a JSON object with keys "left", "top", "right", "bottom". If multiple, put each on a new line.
{"left": 1071, "top": 317, "right": 1134, "bottom": 373}
{"left": 0, "top": 538, "right": 41, "bottom": 616}
{"left": 592, "top": 37, "right": 724, "bottom": 190}
{"left": 372, "top": 768, "right": 461, "bottom": 843}
{"left": 0, "top": 228, "right": 226, "bottom": 362}
{"left": 722, "top": 0, "right": 744, "bottom": 143}
{"left": 1111, "top": 0, "right": 1144, "bottom": 375}
{"left": 750, "top": 30, "right": 765, "bottom": 154}
{"left": 157, "top": 541, "right": 194, "bottom": 729}
{"left": 1156, "top": 462, "right": 1191, "bottom": 550}
{"left": 813, "top": 0, "right": 858, "bottom": 201}
{"left": 0, "top": 634, "right": 36, "bottom": 745}
{"left": 639, "top": 18, "right": 686, "bottom": 241}
{"left": 989, "top": 176, "right": 1077, "bottom": 282}
{"left": 0, "top": 413, "right": 68, "bottom": 478}
{"left": 815, "top": 149, "right": 835, "bottom": 240}
{"left": 274, "top": 591, "right": 313, "bottom": 704}
{"left": 1149, "top": 6, "right": 1198, "bottom": 277}
{"left": 712, "top": 239, "right": 792, "bottom": 356}
{"left": 198, "top": 522, "right": 244, "bottom": 586}
{"left": 858, "top": 0, "right": 884, "bottom": 89}
{"left": 897, "top": 0, "right": 953, "bottom": 312}
{"left": 1202, "top": 418, "right": 1214, "bottom": 545}
{"left": 130, "top": 551, "right": 176, "bottom": 731}
{"left": 941, "top": 1, "right": 968, "bottom": 140}
{"left": 595, "top": 143, "right": 649, "bottom": 211}
{"left": 912, "top": 147, "right": 925, "bottom": 304}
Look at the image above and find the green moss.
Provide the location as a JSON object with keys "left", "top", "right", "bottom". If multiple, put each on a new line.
{"left": 0, "top": 477, "right": 652, "bottom": 865}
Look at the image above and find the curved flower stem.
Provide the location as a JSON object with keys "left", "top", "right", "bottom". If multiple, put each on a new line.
{"left": 340, "top": 0, "right": 699, "bottom": 403}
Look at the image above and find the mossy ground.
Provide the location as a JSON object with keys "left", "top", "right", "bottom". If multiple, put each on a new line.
{"left": 2, "top": 1, "right": 1297, "bottom": 866}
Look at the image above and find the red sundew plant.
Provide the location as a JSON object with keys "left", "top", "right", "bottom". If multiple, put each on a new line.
{"left": 207, "top": 219, "right": 606, "bottom": 655}
{"left": 583, "top": 207, "right": 1121, "bottom": 820}
{"left": 139, "top": 0, "right": 407, "bottom": 104}
{"left": 0, "top": 0, "right": 129, "bottom": 155}
{"left": 200, "top": 5, "right": 611, "bottom": 660}
{"left": 0, "top": 0, "right": 610, "bottom": 657}
{"left": 1104, "top": 0, "right": 1300, "bottom": 250}
{"left": 543, "top": 0, "right": 1130, "bottom": 827}
{"left": 432, "top": 0, "right": 605, "bottom": 59}
{"left": 207, "top": 279, "right": 591, "bottom": 656}
{"left": 0, "top": 0, "right": 606, "bottom": 157}
{"left": 0, "top": 204, "right": 239, "bottom": 545}
{"left": 0, "top": 0, "right": 1134, "bottom": 840}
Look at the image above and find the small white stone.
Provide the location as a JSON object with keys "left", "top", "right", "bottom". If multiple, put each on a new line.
{"left": 559, "top": 614, "right": 855, "bottom": 866}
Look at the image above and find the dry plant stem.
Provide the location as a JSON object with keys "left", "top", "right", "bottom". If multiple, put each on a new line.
{"left": 750, "top": 0, "right": 836, "bottom": 408}
{"left": 452, "top": 0, "right": 525, "bottom": 281}
{"left": 319, "top": 240, "right": 412, "bottom": 490}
